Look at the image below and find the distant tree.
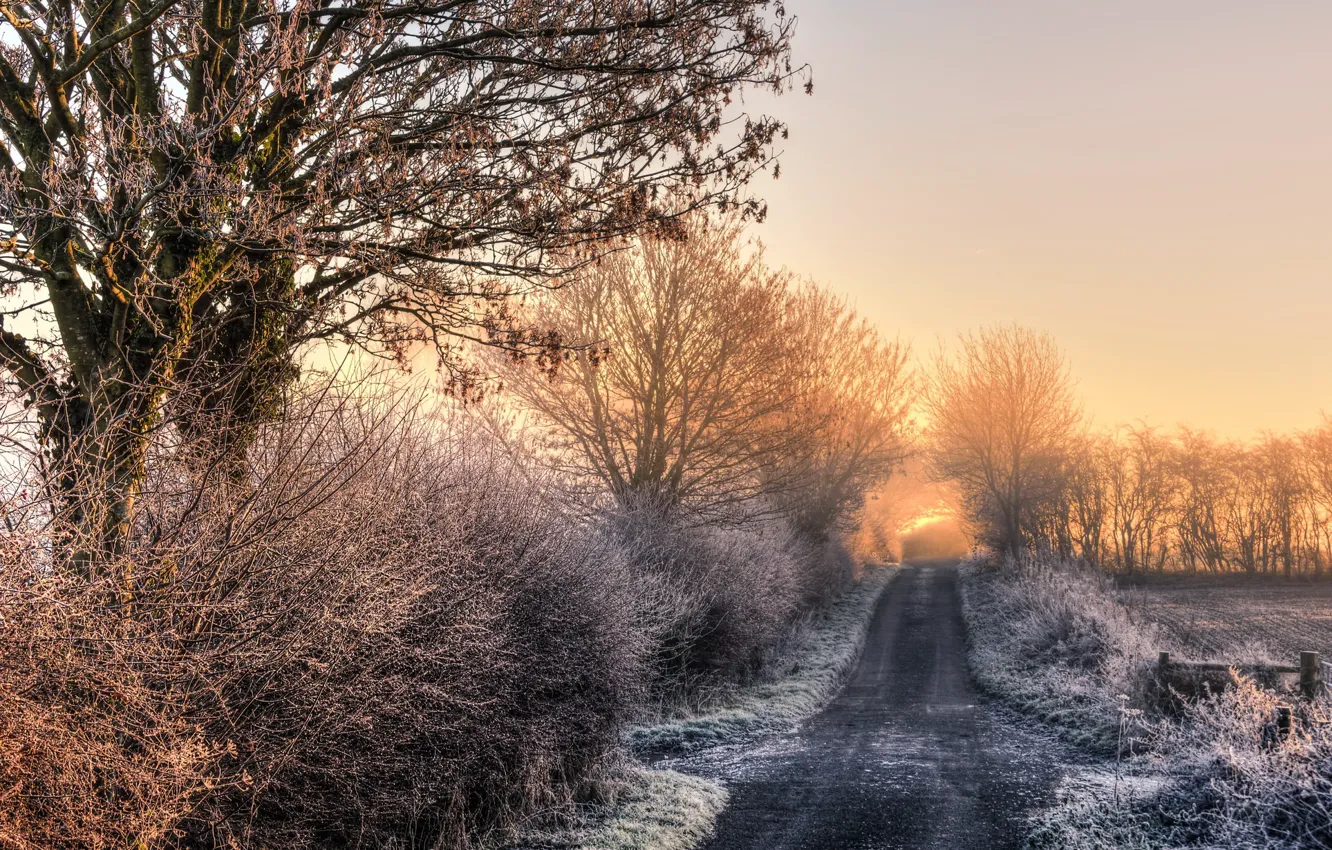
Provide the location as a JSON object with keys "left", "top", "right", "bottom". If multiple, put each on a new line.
{"left": 504, "top": 214, "right": 800, "bottom": 519}
{"left": 1034, "top": 430, "right": 1106, "bottom": 564}
{"left": 1103, "top": 424, "right": 1175, "bottom": 573}
{"left": 1257, "top": 434, "right": 1305, "bottom": 578}
{"left": 1065, "top": 432, "right": 1110, "bottom": 564}
{"left": 0, "top": 0, "right": 803, "bottom": 563}
{"left": 1225, "top": 445, "right": 1274, "bottom": 575}
{"left": 1172, "top": 428, "right": 1234, "bottom": 573}
{"left": 1301, "top": 418, "right": 1332, "bottom": 578}
{"left": 771, "top": 283, "right": 914, "bottom": 538}
{"left": 926, "top": 325, "right": 1081, "bottom": 556}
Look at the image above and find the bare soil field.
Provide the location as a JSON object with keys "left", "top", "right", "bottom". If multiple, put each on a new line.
{"left": 1124, "top": 579, "right": 1332, "bottom": 661}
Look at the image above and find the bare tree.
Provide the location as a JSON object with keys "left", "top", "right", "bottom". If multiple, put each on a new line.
{"left": 0, "top": 0, "right": 804, "bottom": 559}
{"left": 1301, "top": 417, "right": 1332, "bottom": 578}
{"left": 1258, "top": 433, "right": 1305, "bottom": 578}
{"left": 1038, "top": 430, "right": 1108, "bottom": 564}
{"left": 1225, "top": 447, "right": 1274, "bottom": 574}
{"left": 926, "top": 325, "right": 1081, "bottom": 556}
{"left": 1102, "top": 424, "right": 1175, "bottom": 573}
{"left": 771, "top": 283, "right": 914, "bottom": 538}
{"left": 504, "top": 214, "right": 799, "bottom": 519}
{"left": 1172, "top": 428, "right": 1233, "bottom": 573}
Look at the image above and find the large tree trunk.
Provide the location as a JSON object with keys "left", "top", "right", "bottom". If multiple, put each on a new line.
{"left": 174, "top": 259, "right": 301, "bottom": 479}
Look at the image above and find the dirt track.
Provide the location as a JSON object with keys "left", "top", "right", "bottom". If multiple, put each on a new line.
{"left": 670, "top": 561, "right": 1071, "bottom": 850}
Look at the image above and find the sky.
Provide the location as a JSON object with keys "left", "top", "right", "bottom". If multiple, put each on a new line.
{"left": 744, "top": 0, "right": 1332, "bottom": 440}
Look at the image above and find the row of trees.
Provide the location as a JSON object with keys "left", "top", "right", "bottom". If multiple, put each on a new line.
{"left": 504, "top": 214, "right": 914, "bottom": 541}
{"left": 1037, "top": 424, "right": 1332, "bottom": 577}
{"left": 927, "top": 324, "right": 1332, "bottom": 577}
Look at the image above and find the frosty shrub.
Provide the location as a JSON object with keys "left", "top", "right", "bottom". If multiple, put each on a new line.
{"left": 628, "top": 566, "right": 893, "bottom": 754}
{"left": 1031, "top": 678, "right": 1332, "bottom": 849}
{"left": 969, "top": 551, "right": 1332, "bottom": 848}
{"left": 608, "top": 504, "right": 833, "bottom": 708}
{"left": 0, "top": 392, "right": 643, "bottom": 849}
{"left": 961, "top": 552, "right": 1159, "bottom": 751}
{"left": 1145, "top": 678, "right": 1332, "bottom": 847}
{"left": 0, "top": 379, "right": 867, "bottom": 849}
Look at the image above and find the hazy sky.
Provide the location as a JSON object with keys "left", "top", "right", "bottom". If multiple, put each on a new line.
{"left": 747, "top": 0, "right": 1332, "bottom": 439}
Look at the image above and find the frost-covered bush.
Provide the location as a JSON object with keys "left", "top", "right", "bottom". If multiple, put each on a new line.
{"left": 629, "top": 565, "right": 893, "bottom": 753}
{"left": 0, "top": 369, "right": 877, "bottom": 850}
{"left": 1031, "top": 678, "right": 1332, "bottom": 849}
{"left": 961, "top": 552, "right": 1159, "bottom": 751}
{"left": 1148, "top": 679, "right": 1332, "bottom": 847}
{"left": 0, "top": 397, "right": 643, "bottom": 850}
{"left": 609, "top": 506, "right": 830, "bottom": 706}
{"left": 966, "top": 552, "right": 1332, "bottom": 848}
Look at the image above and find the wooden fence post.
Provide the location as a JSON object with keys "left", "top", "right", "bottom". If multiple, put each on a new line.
{"left": 1277, "top": 705, "right": 1292, "bottom": 740}
{"left": 1299, "top": 651, "right": 1321, "bottom": 701}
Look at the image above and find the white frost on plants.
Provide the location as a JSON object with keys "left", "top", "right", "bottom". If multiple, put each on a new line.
{"left": 629, "top": 566, "right": 896, "bottom": 753}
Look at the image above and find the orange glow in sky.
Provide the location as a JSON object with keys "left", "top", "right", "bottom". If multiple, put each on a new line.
{"left": 747, "top": 0, "right": 1332, "bottom": 439}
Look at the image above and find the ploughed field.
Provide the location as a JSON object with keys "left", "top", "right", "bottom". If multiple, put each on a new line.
{"left": 1124, "top": 579, "right": 1332, "bottom": 661}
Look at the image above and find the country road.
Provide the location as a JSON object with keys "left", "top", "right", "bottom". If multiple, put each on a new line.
{"left": 665, "top": 561, "right": 1073, "bottom": 850}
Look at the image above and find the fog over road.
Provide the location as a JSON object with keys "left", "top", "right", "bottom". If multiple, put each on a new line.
{"left": 667, "top": 562, "right": 1073, "bottom": 850}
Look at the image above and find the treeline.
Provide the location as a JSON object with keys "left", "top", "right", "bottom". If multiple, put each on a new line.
{"left": 1036, "top": 424, "right": 1332, "bottom": 577}
{"left": 0, "top": 216, "right": 910, "bottom": 849}
{"left": 928, "top": 324, "right": 1332, "bottom": 577}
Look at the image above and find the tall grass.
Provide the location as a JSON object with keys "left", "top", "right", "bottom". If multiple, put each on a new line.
{"left": 960, "top": 553, "right": 1158, "bottom": 751}
{"left": 963, "top": 551, "right": 1332, "bottom": 848}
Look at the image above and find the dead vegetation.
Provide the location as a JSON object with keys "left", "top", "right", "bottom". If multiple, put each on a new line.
{"left": 0, "top": 368, "right": 904, "bottom": 850}
{"left": 961, "top": 551, "right": 1332, "bottom": 849}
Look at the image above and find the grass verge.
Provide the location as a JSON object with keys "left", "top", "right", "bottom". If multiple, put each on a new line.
{"left": 515, "top": 767, "right": 728, "bottom": 850}
{"left": 629, "top": 565, "right": 896, "bottom": 754}
{"left": 961, "top": 553, "right": 1332, "bottom": 849}
{"left": 958, "top": 555, "right": 1156, "bottom": 753}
